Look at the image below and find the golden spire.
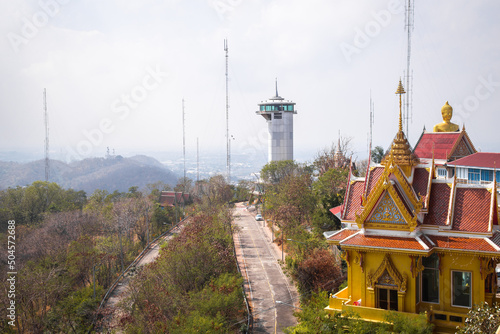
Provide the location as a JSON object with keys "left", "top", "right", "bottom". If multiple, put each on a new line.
{"left": 395, "top": 79, "right": 406, "bottom": 133}
{"left": 381, "top": 79, "right": 418, "bottom": 176}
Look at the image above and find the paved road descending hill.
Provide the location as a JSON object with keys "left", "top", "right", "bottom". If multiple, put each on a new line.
{"left": 234, "top": 203, "right": 298, "bottom": 333}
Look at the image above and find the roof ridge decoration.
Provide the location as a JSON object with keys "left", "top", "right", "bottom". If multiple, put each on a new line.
{"left": 340, "top": 156, "right": 354, "bottom": 220}
{"left": 355, "top": 157, "right": 421, "bottom": 231}
{"left": 423, "top": 153, "right": 436, "bottom": 211}
{"left": 488, "top": 169, "right": 498, "bottom": 231}
{"left": 366, "top": 253, "right": 407, "bottom": 293}
{"left": 445, "top": 173, "right": 458, "bottom": 229}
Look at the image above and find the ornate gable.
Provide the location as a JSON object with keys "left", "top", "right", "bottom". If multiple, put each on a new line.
{"left": 367, "top": 192, "right": 406, "bottom": 225}
{"left": 449, "top": 131, "right": 476, "bottom": 161}
{"left": 355, "top": 156, "right": 423, "bottom": 231}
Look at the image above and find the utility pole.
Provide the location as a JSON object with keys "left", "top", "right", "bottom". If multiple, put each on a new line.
{"left": 43, "top": 88, "right": 49, "bottom": 182}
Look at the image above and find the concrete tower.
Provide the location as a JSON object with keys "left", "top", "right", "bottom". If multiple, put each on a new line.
{"left": 256, "top": 81, "right": 297, "bottom": 162}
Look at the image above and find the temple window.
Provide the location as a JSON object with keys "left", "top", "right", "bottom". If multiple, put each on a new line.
{"left": 421, "top": 253, "right": 439, "bottom": 303}
{"left": 452, "top": 271, "right": 471, "bottom": 308}
{"left": 377, "top": 288, "right": 398, "bottom": 311}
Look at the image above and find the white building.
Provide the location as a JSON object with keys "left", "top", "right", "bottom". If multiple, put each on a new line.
{"left": 256, "top": 84, "right": 297, "bottom": 162}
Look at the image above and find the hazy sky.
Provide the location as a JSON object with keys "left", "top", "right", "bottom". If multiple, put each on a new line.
{"left": 1, "top": 0, "right": 499, "bottom": 163}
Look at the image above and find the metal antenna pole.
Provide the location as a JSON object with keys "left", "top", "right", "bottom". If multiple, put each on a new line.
{"left": 197, "top": 137, "right": 200, "bottom": 182}
{"left": 224, "top": 39, "right": 230, "bottom": 183}
{"left": 404, "top": 0, "right": 414, "bottom": 137}
{"left": 43, "top": 88, "right": 49, "bottom": 182}
{"left": 182, "top": 98, "right": 186, "bottom": 182}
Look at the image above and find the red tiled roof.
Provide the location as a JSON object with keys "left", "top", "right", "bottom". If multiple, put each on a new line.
{"left": 413, "top": 168, "right": 430, "bottom": 199}
{"left": 343, "top": 181, "right": 364, "bottom": 220}
{"left": 341, "top": 234, "right": 429, "bottom": 251}
{"left": 327, "top": 229, "right": 358, "bottom": 242}
{"left": 329, "top": 205, "right": 342, "bottom": 216}
{"left": 447, "top": 152, "right": 500, "bottom": 169}
{"left": 423, "top": 183, "right": 450, "bottom": 226}
{"left": 365, "top": 167, "right": 384, "bottom": 196}
{"left": 452, "top": 188, "right": 491, "bottom": 232}
{"left": 413, "top": 132, "right": 462, "bottom": 160}
{"left": 428, "top": 235, "right": 497, "bottom": 253}
{"left": 159, "top": 191, "right": 190, "bottom": 207}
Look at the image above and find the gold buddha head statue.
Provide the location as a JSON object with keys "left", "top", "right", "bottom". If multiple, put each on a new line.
{"left": 441, "top": 101, "right": 453, "bottom": 122}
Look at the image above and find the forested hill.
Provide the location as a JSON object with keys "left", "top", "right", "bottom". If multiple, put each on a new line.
{"left": 0, "top": 155, "right": 178, "bottom": 193}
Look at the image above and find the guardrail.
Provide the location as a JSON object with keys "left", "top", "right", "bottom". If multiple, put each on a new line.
{"left": 231, "top": 226, "right": 253, "bottom": 332}
{"left": 88, "top": 216, "right": 189, "bottom": 333}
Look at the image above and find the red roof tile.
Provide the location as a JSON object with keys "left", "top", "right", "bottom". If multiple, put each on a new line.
{"left": 413, "top": 133, "right": 462, "bottom": 160}
{"left": 327, "top": 229, "right": 358, "bottom": 242}
{"left": 428, "top": 235, "right": 497, "bottom": 253}
{"left": 413, "top": 168, "right": 430, "bottom": 199}
{"left": 423, "top": 183, "right": 450, "bottom": 226}
{"left": 341, "top": 234, "right": 428, "bottom": 250}
{"left": 447, "top": 152, "right": 500, "bottom": 169}
{"left": 343, "top": 181, "right": 364, "bottom": 220}
{"left": 452, "top": 188, "right": 491, "bottom": 232}
{"left": 365, "top": 167, "right": 384, "bottom": 196}
{"left": 330, "top": 205, "right": 342, "bottom": 216}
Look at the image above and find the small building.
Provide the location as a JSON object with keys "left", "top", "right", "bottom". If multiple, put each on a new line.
{"left": 159, "top": 191, "right": 190, "bottom": 207}
{"left": 324, "top": 83, "right": 500, "bottom": 332}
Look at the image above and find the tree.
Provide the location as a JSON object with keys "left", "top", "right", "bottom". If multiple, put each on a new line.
{"left": 294, "top": 249, "right": 345, "bottom": 299}
{"left": 457, "top": 302, "right": 500, "bottom": 334}
{"left": 261, "top": 160, "right": 300, "bottom": 184}
{"left": 371, "top": 146, "right": 385, "bottom": 163}
{"left": 314, "top": 136, "right": 353, "bottom": 176}
{"left": 312, "top": 167, "right": 348, "bottom": 232}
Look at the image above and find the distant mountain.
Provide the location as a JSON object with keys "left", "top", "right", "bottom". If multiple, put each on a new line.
{"left": 0, "top": 155, "right": 179, "bottom": 194}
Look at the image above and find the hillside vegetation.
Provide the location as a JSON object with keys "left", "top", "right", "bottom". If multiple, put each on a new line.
{"left": 0, "top": 155, "right": 178, "bottom": 194}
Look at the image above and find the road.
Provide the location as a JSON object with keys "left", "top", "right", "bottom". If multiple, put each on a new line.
{"left": 234, "top": 203, "right": 298, "bottom": 333}
{"left": 98, "top": 223, "right": 184, "bottom": 333}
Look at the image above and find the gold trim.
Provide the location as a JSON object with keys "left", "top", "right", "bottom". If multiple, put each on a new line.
{"left": 366, "top": 253, "right": 407, "bottom": 293}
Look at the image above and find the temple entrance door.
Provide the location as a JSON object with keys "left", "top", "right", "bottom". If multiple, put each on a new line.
{"left": 377, "top": 287, "right": 398, "bottom": 311}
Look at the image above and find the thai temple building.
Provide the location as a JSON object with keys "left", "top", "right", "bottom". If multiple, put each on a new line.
{"left": 324, "top": 81, "right": 500, "bottom": 333}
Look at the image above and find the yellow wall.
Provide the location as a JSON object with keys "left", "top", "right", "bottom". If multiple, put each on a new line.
{"left": 346, "top": 250, "right": 487, "bottom": 318}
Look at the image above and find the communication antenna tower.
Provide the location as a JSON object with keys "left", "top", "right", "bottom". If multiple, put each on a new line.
{"left": 404, "top": 0, "right": 414, "bottom": 137}
{"left": 224, "top": 39, "right": 230, "bottom": 183}
{"left": 369, "top": 92, "right": 374, "bottom": 153}
{"left": 43, "top": 88, "right": 49, "bottom": 182}
{"left": 197, "top": 137, "right": 200, "bottom": 182}
{"left": 182, "top": 98, "right": 186, "bottom": 182}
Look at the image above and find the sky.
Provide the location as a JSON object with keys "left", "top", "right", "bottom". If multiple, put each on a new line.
{"left": 1, "top": 0, "right": 500, "bottom": 165}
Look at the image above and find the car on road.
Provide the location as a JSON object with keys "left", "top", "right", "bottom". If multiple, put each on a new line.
{"left": 255, "top": 214, "right": 263, "bottom": 221}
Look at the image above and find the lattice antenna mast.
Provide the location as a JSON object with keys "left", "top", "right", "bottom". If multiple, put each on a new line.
{"left": 224, "top": 39, "right": 230, "bottom": 183}
{"left": 369, "top": 91, "right": 374, "bottom": 153}
{"left": 404, "top": 0, "right": 414, "bottom": 136}
{"left": 43, "top": 88, "right": 49, "bottom": 182}
{"left": 197, "top": 137, "right": 200, "bottom": 182}
{"left": 182, "top": 98, "right": 186, "bottom": 182}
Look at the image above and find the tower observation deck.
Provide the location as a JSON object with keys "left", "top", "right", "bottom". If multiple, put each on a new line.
{"left": 256, "top": 83, "right": 297, "bottom": 162}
